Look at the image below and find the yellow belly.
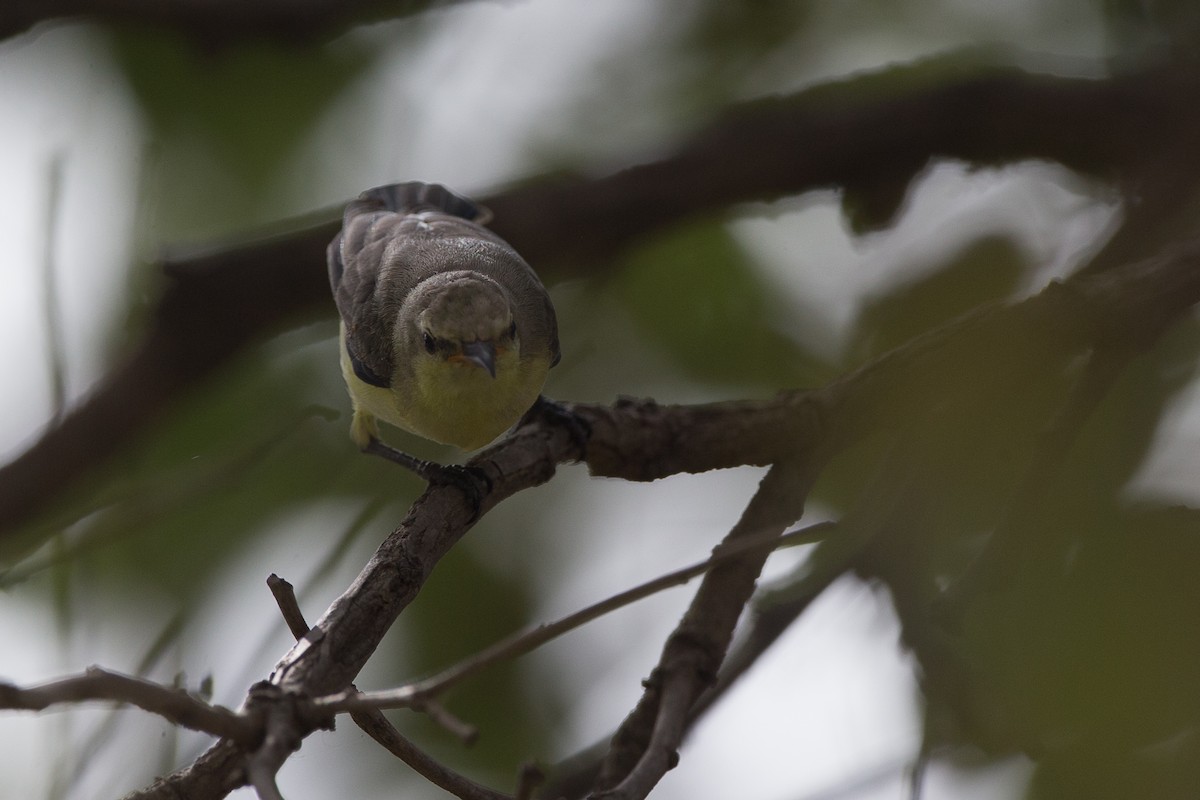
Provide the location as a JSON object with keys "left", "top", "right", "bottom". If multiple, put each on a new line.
{"left": 340, "top": 333, "right": 548, "bottom": 452}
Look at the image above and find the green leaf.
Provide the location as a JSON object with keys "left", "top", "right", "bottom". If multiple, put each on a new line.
{"left": 617, "top": 220, "right": 829, "bottom": 388}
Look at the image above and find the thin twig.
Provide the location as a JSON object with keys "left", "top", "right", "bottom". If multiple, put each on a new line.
{"left": 267, "top": 572, "right": 508, "bottom": 800}
{"left": 415, "top": 698, "right": 479, "bottom": 746}
{"left": 0, "top": 667, "right": 256, "bottom": 745}
{"left": 267, "top": 574, "right": 309, "bottom": 640}
{"left": 686, "top": 431, "right": 923, "bottom": 728}
{"left": 63, "top": 611, "right": 190, "bottom": 797}
{"left": 350, "top": 707, "right": 512, "bottom": 800}
{"left": 541, "top": 438, "right": 917, "bottom": 799}
{"left": 407, "top": 520, "right": 831, "bottom": 701}
{"left": 592, "top": 460, "right": 818, "bottom": 798}
{"left": 308, "top": 522, "right": 832, "bottom": 718}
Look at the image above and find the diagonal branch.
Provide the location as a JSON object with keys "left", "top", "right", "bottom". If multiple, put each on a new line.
{"left": 538, "top": 437, "right": 927, "bottom": 799}
{"left": 266, "top": 572, "right": 512, "bottom": 800}
{"left": 590, "top": 459, "right": 817, "bottom": 799}
{"left": 309, "top": 521, "right": 833, "bottom": 718}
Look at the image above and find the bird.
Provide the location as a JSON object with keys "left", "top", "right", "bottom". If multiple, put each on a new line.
{"left": 327, "top": 181, "right": 561, "bottom": 492}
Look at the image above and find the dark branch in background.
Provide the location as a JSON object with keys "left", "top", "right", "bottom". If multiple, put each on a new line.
{"left": 0, "top": 217, "right": 337, "bottom": 551}
{"left": 116, "top": 237, "right": 1200, "bottom": 800}
{"left": 0, "top": 0, "right": 478, "bottom": 46}
{"left": 3, "top": 56, "right": 1200, "bottom": 541}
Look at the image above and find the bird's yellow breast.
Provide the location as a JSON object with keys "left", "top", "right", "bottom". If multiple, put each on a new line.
{"left": 406, "top": 347, "right": 548, "bottom": 450}
{"left": 340, "top": 329, "right": 549, "bottom": 452}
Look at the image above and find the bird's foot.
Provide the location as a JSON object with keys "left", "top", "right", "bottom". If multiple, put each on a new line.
{"left": 421, "top": 462, "right": 492, "bottom": 522}
{"left": 363, "top": 439, "right": 491, "bottom": 521}
{"left": 521, "top": 396, "right": 591, "bottom": 460}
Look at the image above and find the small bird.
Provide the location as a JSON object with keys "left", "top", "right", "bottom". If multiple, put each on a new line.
{"left": 327, "top": 182, "right": 560, "bottom": 485}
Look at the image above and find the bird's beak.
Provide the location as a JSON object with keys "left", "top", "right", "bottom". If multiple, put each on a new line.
{"left": 457, "top": 340, "right": 497, "bottom": 378}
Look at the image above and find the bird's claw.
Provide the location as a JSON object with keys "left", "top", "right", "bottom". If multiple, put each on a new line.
{"left": 420, "top": 462, "right": 492, "bottom": 522}
{"left": 363, "top": 438, "right": 491, "bottom": 521}
{"left": 522, "top": 396, "right": 591, "bottom": 460}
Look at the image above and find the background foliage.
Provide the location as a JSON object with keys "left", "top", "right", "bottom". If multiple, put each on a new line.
{"left": 2, "top": 1, "right": 1199, "bottom": 798}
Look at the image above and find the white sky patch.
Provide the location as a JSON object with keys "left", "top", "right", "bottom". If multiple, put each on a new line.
{"left": 0, "top": 26, "right": 142, "bottom": 461}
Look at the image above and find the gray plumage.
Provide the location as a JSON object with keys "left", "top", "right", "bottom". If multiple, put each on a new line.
{"left": 328, "top": 182, "right": 559, "bottom": 388}
{"left": 327, "top": 181, "right": 560, "bottom": 452}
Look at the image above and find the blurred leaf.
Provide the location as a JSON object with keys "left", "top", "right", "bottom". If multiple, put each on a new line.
{"left": 835, "top": 309, "right": 1200, "bottom": 796}
{"left": 3, "top": 324, "right": 386, "bottom": 599}
{"left": 1105, "top": 0, "right": 1200, "bottom": 59}
{"left": 1060, "top": 319, "right": 1200, "bottom": 496}
{"left": 397, "top": 543, "right": 550, "bottom": 782}
{"left": 112, "top": 29, "right": 369, "bottom": 176}
{"left": 850, "top": 234, "right": 1032, "bottom": 361}
{"left": 616, "top": 220, "right": 828, "bottom": 388}
{"left": 956, "top": 503, "right": 1200, "bottom": 798}
{"left": 675, "top": 0, "right": 814, "bottom": 99}
{"left": 815, "top": 234, "right": 1039, "bottom": 517}
{"left": 107, "top": 28, "right": 373, "bottom": 235}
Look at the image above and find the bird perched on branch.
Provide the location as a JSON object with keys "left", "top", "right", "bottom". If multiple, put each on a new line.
{"left": 327, "top": 182, "right": 560, "bottom": 489}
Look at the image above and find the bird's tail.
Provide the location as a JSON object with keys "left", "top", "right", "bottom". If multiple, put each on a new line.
{"left": 361, "top": 182, "right": 490, "bottom": 224}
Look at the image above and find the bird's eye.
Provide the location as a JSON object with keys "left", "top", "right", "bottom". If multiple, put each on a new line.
{"left": 507, "top": 321, "right": 517, "bottom": 339}
{"left": 422, "top": 332, "right": 436, "bottom": 354}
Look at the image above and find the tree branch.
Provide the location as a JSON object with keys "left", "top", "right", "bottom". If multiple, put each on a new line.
{"left": 266, "top": 572, "right": 510, "bottom": 800}
{"left": 591, "top": 460, "right": 817, "bottom": 799}
{"left": 308, "top": 522, "right": 832, "bottom": 719}
{"left": 0, "top": 667, "right": 257, "bottom": 746}
{"left": 348, "top": 707, "right": 512, "bottom": 800}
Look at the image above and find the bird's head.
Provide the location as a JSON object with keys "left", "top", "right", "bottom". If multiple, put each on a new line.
{"left": 399, "top": 271, "right": 519, "bottom": 383}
